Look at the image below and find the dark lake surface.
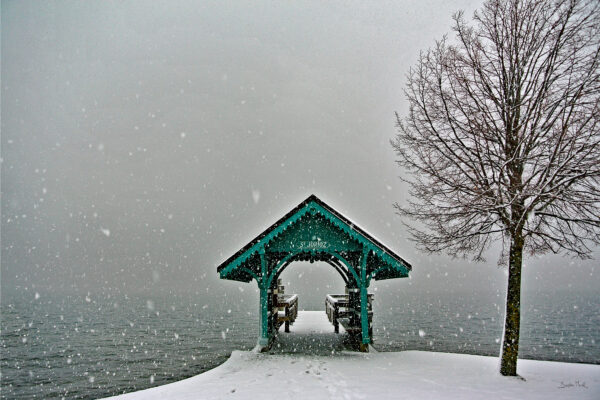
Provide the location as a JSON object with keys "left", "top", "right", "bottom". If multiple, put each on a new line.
{"left": 1, "top": 289, "right": 598, "bottom": 399}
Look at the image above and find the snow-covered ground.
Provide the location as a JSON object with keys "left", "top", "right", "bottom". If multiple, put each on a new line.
{"left": 104, "top": 311, "right": 599, "bottom": 400}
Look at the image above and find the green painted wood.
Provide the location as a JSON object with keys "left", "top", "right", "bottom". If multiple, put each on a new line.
{"left": 239, "top": 267, "right": 260, "bottom": 283}
{"left": 218, "top": 198, "right": 410, "bottom": 282}
{"left": 266, "top": 212, "right": 363, "bottom": 253}
{"left": 360, "top": 248, "right": 370, "bottom": 345}
{"left": 258, "top": 248, "right": 269, "bottom": 346}
{"left": 216, "top": 195, "right": 412, "bottom": 350}
{"left": 266, "top": 249, "right": 361, "bottom": 290}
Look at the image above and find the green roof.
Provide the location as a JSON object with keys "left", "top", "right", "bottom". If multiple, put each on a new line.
{"left": 217, "top": 194, "right": 412, "bottom": 283}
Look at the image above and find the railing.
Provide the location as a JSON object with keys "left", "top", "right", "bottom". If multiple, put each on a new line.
{"left": 276, "top": 294, "right": 298, "bottom": 332}
{"left": 326, "top": 294, "right": 349, "bottom": 333}
{"left": 325, "top": 294, "right": 373, "bottom": 334}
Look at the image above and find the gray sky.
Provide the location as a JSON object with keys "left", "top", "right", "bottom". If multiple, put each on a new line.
{"left": 2, "top": 0, "right": 598, "bottom": 305}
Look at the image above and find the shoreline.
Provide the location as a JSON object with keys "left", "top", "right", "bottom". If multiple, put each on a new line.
{"left": 102, "top": 312, "right": 599, "bottom": 400}
{"left": 102, "top": 349, "right": 600, "bottom": 400}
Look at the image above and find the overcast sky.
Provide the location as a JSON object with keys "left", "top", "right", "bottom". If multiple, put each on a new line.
{"left": 2, "top": 0, "right": 598, "bottom": 305}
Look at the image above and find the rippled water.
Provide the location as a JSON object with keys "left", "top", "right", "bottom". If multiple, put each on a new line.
{"left": 1, "top": 293, "right": 257, "bottom": 399}
{"left": 373, "top": 290, "right": 599, "bottom": 363}
{"left": 1, "top": 290, "right": 598, "bottom": 399}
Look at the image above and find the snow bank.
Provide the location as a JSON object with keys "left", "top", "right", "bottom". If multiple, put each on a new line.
{"left": 103, "top": 312, "right": 599, "bottom": 400}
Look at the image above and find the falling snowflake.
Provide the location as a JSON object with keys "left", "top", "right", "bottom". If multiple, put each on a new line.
{"left": 252, "top": 190, "right": 260, "bottom": 204}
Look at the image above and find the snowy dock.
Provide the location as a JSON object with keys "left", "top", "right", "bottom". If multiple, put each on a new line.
{"left": 270, "top": 310, "right": 348, "bottom": 355}
{"left": 103, "top": 311, "right": 600, "bottom": 400}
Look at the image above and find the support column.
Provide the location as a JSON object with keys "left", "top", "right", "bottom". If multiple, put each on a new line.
{"left": 258, "top": 283, "right": 269, "bottom": 347}
{"left": 360, "top": 285, "right": 369, "bottom": 345}
{"left": 359, "top": 248, "right": 370, "bottom": 351}
{"left": 268, "top": 279, "right": 278, "bottom": 336}
{"left": 257, "top": 247, "right": 269, "bottom": 349}
{"left": 347, "top": 285, "right": 360, "bottom": 329}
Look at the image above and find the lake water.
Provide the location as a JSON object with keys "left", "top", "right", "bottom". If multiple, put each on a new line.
{"left": 1, "top": 290, "right": 598, "bottom": 399}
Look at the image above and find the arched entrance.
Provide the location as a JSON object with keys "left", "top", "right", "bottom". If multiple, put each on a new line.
{"left": 277, "top": 258, "right": 347, "bottom": 310}
{"left": 217, "top": 195, "right": 412, "bottom": 351}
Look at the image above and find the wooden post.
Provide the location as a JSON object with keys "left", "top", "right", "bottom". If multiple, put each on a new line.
{"left": 359, "top": 248, "right": 370, "bottom": 350}
{"left": 334, "top": 302, "right": 339, "bottom": 333}
{"left": 258, "top": 283, "right": 269, "bottom": 347}
{"left": 257, "top": 247, "right": 269, "bottom": 349}
{"left": 347, "top": 287, "right": 359, "bottom": 329}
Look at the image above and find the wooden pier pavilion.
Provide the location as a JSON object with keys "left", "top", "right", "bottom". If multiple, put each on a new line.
{"left": 217, "top": 194, "right": 412, "bottom": 352}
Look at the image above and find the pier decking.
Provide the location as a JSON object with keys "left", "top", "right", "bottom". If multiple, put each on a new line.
{"left": 271, "top": 311, "right": 348, "bottom": 354}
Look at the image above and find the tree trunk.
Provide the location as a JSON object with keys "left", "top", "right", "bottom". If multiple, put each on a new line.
{"left": 500, "top": 232, "right": 524, "bottom": 376}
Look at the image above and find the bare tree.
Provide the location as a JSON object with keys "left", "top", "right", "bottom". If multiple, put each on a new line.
{"left": 392, "top": 0, "right": 599, "bottom": 376}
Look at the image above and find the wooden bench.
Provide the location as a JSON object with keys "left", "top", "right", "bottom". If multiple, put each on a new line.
{"left": 326, "top": 294, "right": 350, "bottom": 333}
{"left": 276, "top": 294, "right": 298, "bottom": 333}
{"left": 326, "top": 293, "right": 373, "bottom": 336}
{"left": 272, "top": 280, "right": 299, "bottom": 333}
